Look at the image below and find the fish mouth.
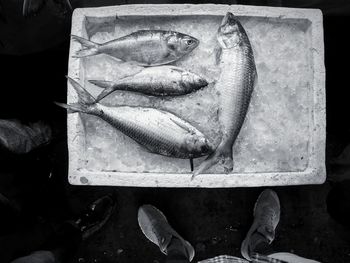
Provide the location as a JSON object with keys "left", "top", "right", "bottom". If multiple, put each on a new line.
{"left": 217, "top": 12, "right": 242, "bottom": 48}
{"left": 221, "top": 12, "right": 236, "bottom": 26}
{"left": 196, "top": 76, "right": 208, "bottom": 88}
{"left": 191, "top": 37, "right": 200, "bottom": 49}
{"left": 202, "top": 139, "right": 215, "bottom": 155}
{"left": 220, "top": 12, "right": 239, "bottom": 34}
{"left": 200, "top": 78, "right": 208, "bottom": 87}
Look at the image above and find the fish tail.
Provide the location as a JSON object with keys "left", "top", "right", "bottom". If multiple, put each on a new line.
{"left": 192, "top": 142, "right": 233, "bottom": 179}
{"left": 88, "top": 80, "right": 116, "bottom": 102}
{"left": 54, "top": 102, "right": 86, "bottom": 114}
{"left": 71, "top": 35, "right": 100, "bottom": 58}
{"left": 55, "top": 77, "right": 97, "bottom": 113}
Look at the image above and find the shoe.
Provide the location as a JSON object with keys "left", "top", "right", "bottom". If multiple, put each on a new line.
{"left": 75, "top": 195, "right": 115, "bottom": 240}
{"left": 138, "top": 204, "right": 195, "bottom": 261}
{"left": 0, "top": 119, "right": 52, "bottom": 154}
{"left": 241, "top": 189, "right": 280, "bottom": 260}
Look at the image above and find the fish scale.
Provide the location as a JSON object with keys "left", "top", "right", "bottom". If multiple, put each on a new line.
{"left": 219, "top": 48, "right": 255, "bottom": 143}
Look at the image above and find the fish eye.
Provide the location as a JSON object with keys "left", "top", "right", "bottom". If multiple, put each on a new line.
{"left": 185, "top": 39, "right": 195, "bottom": 46}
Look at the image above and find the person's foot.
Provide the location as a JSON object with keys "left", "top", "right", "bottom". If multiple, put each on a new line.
{"left": 138, "top": 204, "right": 195, "bottom": 261}
{"left": 0, "top": 119, "right": 52, "bottom": 154}
{"left": 75, "top": 195, "right": 115, "bottom": 240}
{"left": 241, "top": 189, "right": 280, "bottom": 260}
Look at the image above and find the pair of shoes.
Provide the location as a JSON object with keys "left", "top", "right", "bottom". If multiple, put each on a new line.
{"left": 138, "top": 204, "right": 195, "bottom": 261}
{"left": 137, "top": 190, "right": 280, "bottom": 262}
{"left": 75, "top": 195, "right": 116, "bottom": 240}
{"left": 241, "top": 189, "right": 280, "bottom": 260}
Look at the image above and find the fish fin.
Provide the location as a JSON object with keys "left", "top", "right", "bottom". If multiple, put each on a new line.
{"left": 55, "top": 77, "right": 97, "bottom": 113}
{"left": 89, "top": 80, "right": 115, "bottom": 90}
{"left": 23, "top": 0, "right": 47, "bottom": 17}
{"left": 71, "top": 35, "right": 100, "bottom": 58}
{"left": 54, "top": 102, "right": 86, "bottom": 114}
{"left": 214, "top": 46, "right": 222, "bottom": 65}
{"left": 67, "top": 76, "right": 96, "bottom": 105}
{"left": 192, "top": 142, "right": 233, "bottom": 179}
{"left": 168, "top": 66, "right": 184, "bottom": 73}
{"left": 89, "top": 80, "right": 118, "bottom": 102}
{"left": 192, "top": 152, "right": 219, "bottom": 179}
{"left": 164, "top": 36, "right": 179, "bottom": 56}
{"left": 170, "top": 117, "right": 195, "bottom": 134}
{"left": 108, "top": 57, "right": 125, "bottom": 64}
{"left": 95, "top": 84, "right": 118, "bottom": 102}
{"left": 253, "top": 68, "right": 258, "bottom": 87}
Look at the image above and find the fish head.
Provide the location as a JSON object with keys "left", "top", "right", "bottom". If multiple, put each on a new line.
{"left": 181, "top": 71, "right": 208, "bottom": 92}
{"left": 217, "top": 12, "right": 246, "bottom": 49}
{"left": 192, "top": 73, "right": 208, "bottom": 89}
{"left": 185, "top": 135, "right": 215, "bottom": 157}
{"left": 166, "top": 32, "right": 199, "bottom": 57}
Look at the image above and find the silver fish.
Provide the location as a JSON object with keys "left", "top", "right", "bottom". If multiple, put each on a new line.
{"left": 57, "top": 77, "right": 214, "bottom": 159}
{"left": 193, "top": 12, "right": 257, "bottom": 177}
{"left": 89, "top": 66, "right": 208, "bottom": 101}
{"left": 71, "top": 30, "right": 199, "bottom": 66}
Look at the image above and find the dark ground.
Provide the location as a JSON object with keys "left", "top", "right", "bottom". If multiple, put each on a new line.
{"left": 1, "top": 1, "right": 350, "bottom": 263}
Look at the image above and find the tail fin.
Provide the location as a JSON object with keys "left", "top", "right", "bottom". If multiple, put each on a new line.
{"left": 54, "top": 102, "right": 85, "bottom": 113}
{"left": 55, "top": 77, "right": 96, "bottom": 113}
{"left": 88, "top": 80, "right": 117, "bottom": 102}
{"left": 192, "top": 142, "right": 233, "bottom": 179}
{"left": 71, "top": 35, "right": 100, "bottom": 58}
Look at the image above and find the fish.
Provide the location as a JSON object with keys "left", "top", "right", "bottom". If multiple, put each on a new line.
{"left": 89, "top": 65, "right": 208, "bottom": 101}
{"left": 71, "top": 30, "right": 199, "bottom": 66}
{"left": 192, "top": 12, "right": 257, "bottom": 178}
{"left": 56, "top": 77, "right": 214, "bottom": 160}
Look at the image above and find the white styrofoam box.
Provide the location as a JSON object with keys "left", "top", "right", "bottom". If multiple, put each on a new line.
{"left": 67, "top": 4, "right": 325, "bottom": 187}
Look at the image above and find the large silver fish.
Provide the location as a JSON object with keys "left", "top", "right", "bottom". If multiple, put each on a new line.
{"left": 193, "top": 12, "right": 257, "bottom": 177}
{"left": 72, "top": 30, "right": 199, "bottom": 66}
{"left": 89, "top": 66, "right": 208, "bottom": 101}
{"left": 57, "top": 77, "right": 214, "bottom": 159}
